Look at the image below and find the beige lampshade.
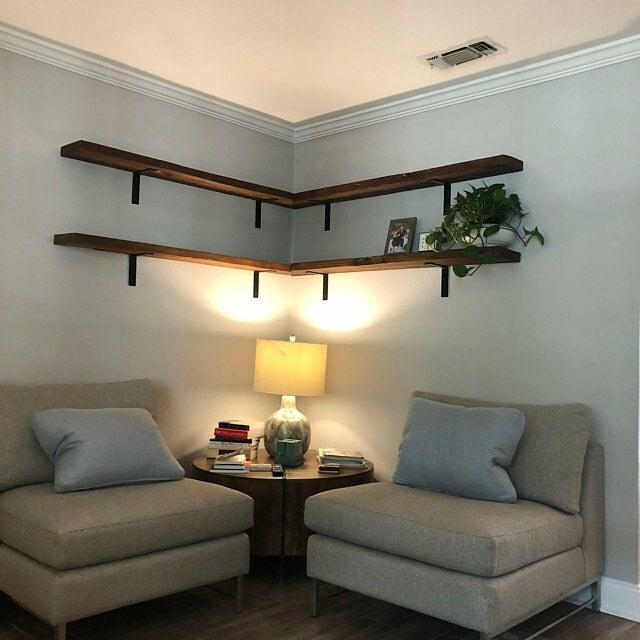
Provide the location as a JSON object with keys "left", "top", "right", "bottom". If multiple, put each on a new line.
{"left": 254, "top": 339, "right": 327, "bottom": 397}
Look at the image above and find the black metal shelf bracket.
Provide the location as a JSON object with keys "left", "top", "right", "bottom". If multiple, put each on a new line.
{"left": 255, "top": 201, "right": 262, "bottom": 229}
{"left": 127, "top": 253, "right": 151, "bottom": 286}
{"left": 440, "top": 182, "right": 452, "bottom": 298}
{"left": 131, "top": 168, "right": 154, "bottom": 205}
{"left": 253, "top": 271, "right": 260, "bottom": 298}
{"left": 322, "top": 273, "right": 329, "bottom": 300}
{"left": 324, "top": 203, "right": 331, "bottom": 231}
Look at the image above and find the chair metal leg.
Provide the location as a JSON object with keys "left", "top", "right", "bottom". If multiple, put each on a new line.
{"left": 54, "top": 623, "right": 66, "bottom": 640}
{"left": 311, "top": 578, "right": 320, "bottom": 617}
{"left": 591, "top": 580, "right": 601, "bottom": 613}
{"left": 236, "top": 574, "right": 244, "bottom": 614}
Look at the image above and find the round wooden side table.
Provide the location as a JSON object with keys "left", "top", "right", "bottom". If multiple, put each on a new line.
{"left": 192, "top": 449, "right": 374, "bottom": 557}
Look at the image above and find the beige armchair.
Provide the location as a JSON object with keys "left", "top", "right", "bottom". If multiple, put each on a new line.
{"left": 0, "top": 379, "right": 253, "bottom": 640}
{"left": 305, "top": 392, "right": 604, "bottom": 639}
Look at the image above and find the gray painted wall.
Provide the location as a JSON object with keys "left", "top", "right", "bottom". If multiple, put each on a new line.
{"left": 0, "top": 49, "right": 294, "bottom": 464}
{"left": 292, "top": 59, "right": 640, "bottom": 584}
{"left": 1, "top": 45, "right": 639, "bottom": 588}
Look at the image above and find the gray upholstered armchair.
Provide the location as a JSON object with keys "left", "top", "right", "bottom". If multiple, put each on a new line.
{"left": 305, "top": 392, "right": 604, "bottom": 639}
{"left": 0, "top": 379, "right": 253, "bottom": 640}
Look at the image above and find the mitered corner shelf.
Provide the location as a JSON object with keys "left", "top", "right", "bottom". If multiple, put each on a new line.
{"left": 60, "top": 140, "right": 522, "bottom": 209}
{"left": 53, "top": 233, "right": 520, "bottom": 295}
{"left": 57, "top": 141, "right": 525, "bottom": 297}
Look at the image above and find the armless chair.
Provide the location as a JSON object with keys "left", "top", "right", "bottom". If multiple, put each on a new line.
{"left": 0, "top": 379, "right": 253, "bottom": 639}
{"left": 305, "top": 392, "right": 604, "bottom": 639}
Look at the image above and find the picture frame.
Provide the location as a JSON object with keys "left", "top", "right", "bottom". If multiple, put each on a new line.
{"left": 384, "top": 217, "right": 417, "bottom": 255}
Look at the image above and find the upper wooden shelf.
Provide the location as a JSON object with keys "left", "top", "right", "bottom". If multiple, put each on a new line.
{"left": 290, "top": 247, "right": 520, "bottom": 275}
{"left": 53, "top": 233, "right": 291, "bottom": 275}
{"left": 60, "top": 141, "right": 295, "bottom": 208}
{"left": 61, "top": 141, "right": 522, "bottom": 210}
{"left": 292, "top": 156, "right": 523, "bottom": 208}
{"left": 54, "top": 233, "right": 520, "bottom": 278}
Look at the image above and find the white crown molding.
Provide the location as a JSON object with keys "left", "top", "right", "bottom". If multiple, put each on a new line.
{"left": 0, "top": 23, "right": 295, "bottom": 142}
{"left": 293, "top": 34, "right": 640, "bottom": 142}
{"left": 1, "top": 22, "right": 639, "bottom": 144}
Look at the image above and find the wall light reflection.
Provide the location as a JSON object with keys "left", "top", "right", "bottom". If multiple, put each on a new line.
{"left": 293, "top": 277, "right": 379, "bottom": 332}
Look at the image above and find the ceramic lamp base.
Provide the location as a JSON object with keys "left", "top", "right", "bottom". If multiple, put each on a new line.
{"left": 264, "top": 395, "right": 310, "bottom": 457}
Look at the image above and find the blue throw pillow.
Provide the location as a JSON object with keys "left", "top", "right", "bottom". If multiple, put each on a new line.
{"left": 32, "top": 408, "right": 184, "bottom": 493}
{"left": 394, "top": 397, "right": 524, "bottom": 502}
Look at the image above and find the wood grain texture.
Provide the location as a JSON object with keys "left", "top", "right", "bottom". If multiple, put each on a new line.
{"left": 53, "top": 233, "right": 292, "bottom": 275}
{"left": 54, "top": 234, "right": 520, "bottom": 277}
{"left": 290, "top": 247, "right": 521, "bottom": 275}
{"left": 60, "top": 141, "right": 523, "bottom": 210}
{"left": 292, "top": 155, "right": 524, "bottom": 208}
{"left": 192, "top": 449, "right": 374, "bottom": 556}
{"left": 61, "top": 141, "right": 295, "bottom": 207}
{"left": 0, "top": 558, "right": 634, "bottom": 640}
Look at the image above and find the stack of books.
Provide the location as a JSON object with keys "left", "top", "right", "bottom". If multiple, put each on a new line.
{"left": 210, "top": 452, "right": 248, "bottom": 474}
{"left": 207, "top": 420, "right": 263, "bottom": 461}
{"left": 318, "top": 447, "right": 366, "bottom": 469}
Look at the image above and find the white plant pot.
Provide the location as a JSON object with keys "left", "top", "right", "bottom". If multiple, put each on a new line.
{"left": 465, "top": 226, "right": 517, "bottom": 247}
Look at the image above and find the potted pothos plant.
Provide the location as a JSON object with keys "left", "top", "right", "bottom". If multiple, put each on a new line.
{"left": 423, "top": 182, "right": 544, "bottom": 277}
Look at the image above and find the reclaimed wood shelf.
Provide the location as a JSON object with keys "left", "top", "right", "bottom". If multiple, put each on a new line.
{"left": 61, "top": 141, "right": 295, "bottom": 207}
{"left": 290, "top": 247, "right": 520, "bottom": 275}
{"left": 54, "top": 233, "right": 520, "bottom": 276}
{"left": 60, "top": 141, "right": 522, "bottom": 209}
{"left": 292, "top": 156, "right": 523, "bottom": 208}
{"left": 53, "top": 233, "right": 291, "bottom": 275}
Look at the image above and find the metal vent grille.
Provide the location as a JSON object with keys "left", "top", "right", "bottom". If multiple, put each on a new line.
{"left": 419, "top": 38, "right": 504, "bottom": 70}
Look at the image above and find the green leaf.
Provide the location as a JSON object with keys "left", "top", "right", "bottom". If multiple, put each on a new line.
{"left": 483, "top": 225, "right": 501, "bottom": 237}
{"left": 453, "top": 264, "right": 470, "bottom": 278}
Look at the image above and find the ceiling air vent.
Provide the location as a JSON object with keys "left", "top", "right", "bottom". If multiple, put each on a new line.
{"left": 419, "top": 38, "right": 505, "bottom": 70}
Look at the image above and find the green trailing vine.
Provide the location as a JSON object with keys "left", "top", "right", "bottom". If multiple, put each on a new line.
{"left": 424, "top": 182, "right": 544, "bottom": 277}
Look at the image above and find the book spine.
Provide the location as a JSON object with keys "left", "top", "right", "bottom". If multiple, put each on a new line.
{"left": 215, "top": 428, "right": 250, "bottom": 440}
{"left": 219, "top": 421, "right": 250, "bottom": 430}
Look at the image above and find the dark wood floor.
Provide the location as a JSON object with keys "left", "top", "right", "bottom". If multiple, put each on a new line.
{"left": 0, "top": 558, "right": 637, "bottom": 640}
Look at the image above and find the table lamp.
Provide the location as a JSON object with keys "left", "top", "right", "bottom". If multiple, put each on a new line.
{"left": 254, "top": 337, "right": 327, "bottom": 457}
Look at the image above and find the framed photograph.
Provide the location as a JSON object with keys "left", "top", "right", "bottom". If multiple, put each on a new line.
{"left": 384, "top": 217, "right": 417, "bottom": 254}
{"left": 418, "top": 232, "right": 431, "bottom": 252}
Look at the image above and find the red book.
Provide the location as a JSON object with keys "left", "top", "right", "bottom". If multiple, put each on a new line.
{"left": 214, "top": 428, "right": 250, "bottom": 440}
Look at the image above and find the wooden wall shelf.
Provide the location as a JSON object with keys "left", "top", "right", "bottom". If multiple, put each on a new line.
{"left": 292, "top": 156, "right": 523, "bottom": 208}
{"left": 290, "top": 247, "right": 520, "bottom": 275}
{"left": 54, "top": 233, "right": 520, "bottom": 277}
{"left": 60, "top": 141, "right": 522, "bottom": 209}
{"left": 61, "top": 141, "right": 295, "bottom": 207}
{"left": 53, "top": 233, "right": 291, "bottom": 275}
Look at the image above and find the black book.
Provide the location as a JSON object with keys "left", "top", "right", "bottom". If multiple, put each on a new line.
{"left": 218, "top": 420, "right": 251, "bottom": 431}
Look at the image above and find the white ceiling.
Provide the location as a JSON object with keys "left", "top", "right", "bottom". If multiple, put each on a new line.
{"left": 1, "top": 0, "right": 639, "bottom": 122}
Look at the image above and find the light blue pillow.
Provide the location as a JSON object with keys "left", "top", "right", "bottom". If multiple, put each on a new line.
{"left": 394, "top": 397, "right": 525, "bottom": 502}
{"left": 32, "top": 408, "right": 184, "bottom": 493}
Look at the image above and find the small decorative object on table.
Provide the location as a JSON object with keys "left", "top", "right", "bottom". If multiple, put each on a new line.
{"left": 254, "top": 337, "right": 327, "bottom": 458}
{"left": 384, "top": 217, "right": 417, "bottom": 254}
{"left": 275, "top": 438, "right": 304, "bottom": 467}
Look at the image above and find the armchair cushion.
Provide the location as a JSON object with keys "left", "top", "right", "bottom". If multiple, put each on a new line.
{"left": 394, "top": 397, "right": 524, "bottom": 502}
{"left": 413, "top": 392, "right": 591, "bottom": 514}
{"left": 0, "top": 478, "right": 253, "bottom": 569}
{"left": 305, "top": 482, "right": 583, "bottom": 578}
{"left": 31, "top": 408, "right": 184, "bottom": 492}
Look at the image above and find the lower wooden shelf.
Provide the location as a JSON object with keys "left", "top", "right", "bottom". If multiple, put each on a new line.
{"left": 290, "top": 247, "right": 520, "bottom": 275}
{"left": 53, "top": 233, "right": 521, "bottom": 281}
{"left": 53, "top": 233, "right": 291, "bottom": 275}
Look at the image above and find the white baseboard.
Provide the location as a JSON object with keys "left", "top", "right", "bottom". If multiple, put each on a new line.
{"left": 600, "top": 577, "right": 640, "bottom": 622}
{"left": 565, "top": 578, "right": 640, "bottom": 622}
